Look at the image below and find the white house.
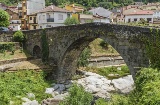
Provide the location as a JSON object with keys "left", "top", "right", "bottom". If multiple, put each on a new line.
{"left": 89, "top": 7, "right": 112, "bottom": 23}
{"left": 93, "top": 14, "right": 110, "bottom": 23}
{"left": 37, "top": 5, "right": 72, "bottom": 29}
{"left": 153, "top": 10, "right": 160, "bottom": 18}
{"left": 124, "top": 10, "right": 154, "bottom": 23}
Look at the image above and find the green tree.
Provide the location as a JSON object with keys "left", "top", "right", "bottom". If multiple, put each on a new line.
{"left": 64, "top": 17, "right": 80, "bottom": 25}
{"left": 13, "top": 31, "right": 25, "bottom": 42}
{"left": 0, "top": 9, "right": 10, "bottom": 27}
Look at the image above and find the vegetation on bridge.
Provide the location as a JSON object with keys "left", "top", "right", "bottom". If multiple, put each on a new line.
{"left": 41, "top": 29, "right": 49, "bottom": 63}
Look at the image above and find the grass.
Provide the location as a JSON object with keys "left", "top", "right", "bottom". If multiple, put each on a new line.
{"left": 84, "top": 65, "right": 130, "bottom": 79}
{"left": 0, "top": 49, "right": 31, "bottom": 60}
{"left": 89, "top": 38, "right": 119, "bottom": 56}
{"left": 0, "top": 70, "right": 53, "bottom": 105}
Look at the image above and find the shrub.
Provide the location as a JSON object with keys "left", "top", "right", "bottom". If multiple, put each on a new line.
{"left": 129, "top": 68, "right": 160, "bottom": 105}
{"left": 0, "top": 42, "right": 15, "bottom": 53}
{"left": 64, "top": 17, "right": 80, "bottom": 25}
{"left": 0, "top": 70, "right": 52, "bottom": 105}
{"left": 78, "top": 47, "right": 91, "bottom": 67}
{"left": 99, "top": 40, "right": 109, "bottom": 49}
{"left": 60, "top": 84, "right": 93, "bottom": 105}
{"left": 13, "top": 31, "right": 25, "bottom": 42}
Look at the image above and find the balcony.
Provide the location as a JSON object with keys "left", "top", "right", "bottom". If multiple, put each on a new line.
{"left": 47, "top": 18, "right": 54, "bottom": 22}
{"left": 19, "top": 16, "right": 22, "bottom": 18}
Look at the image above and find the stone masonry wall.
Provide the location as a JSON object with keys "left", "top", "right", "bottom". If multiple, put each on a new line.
{"left": 23, "top": 23, "right": 157, "bottom": 82}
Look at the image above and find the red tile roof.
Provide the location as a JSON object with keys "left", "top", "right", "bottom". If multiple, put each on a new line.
{"left": 38, "top": 5, "right": 71, "bottom": 13}
{"left": 125, "top": 10, "right": 154, "bottom": 15}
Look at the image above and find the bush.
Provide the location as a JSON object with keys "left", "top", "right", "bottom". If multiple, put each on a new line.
{"left": 0, "top": 42, "right": 15, "bottom": 53}
{"left": 0, "top": 70, "right": 52, "bottom": 105}
{"left": 99, "top": 40, "right": 109, "bottom": 49}
{"left": 129, "top": 68, "right": 160, "bottom": 105}
{"left": 78, "top": 47, "right": 91, "bottom": 67}
{"left": 60, "top": 84, "right": 93, "bottom": 105}
{"left": 64, "top": 17, "right": 80, "bottom": 25}
{"left": 13, "top": 31, "right": 25, "bottom": 42}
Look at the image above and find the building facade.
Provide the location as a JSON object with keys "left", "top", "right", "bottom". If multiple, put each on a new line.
{"left": 6, "top": 7, "right": 21, "bottom": 31}
{"left": 37, "top": 5, "right": 71, "bottom": 29}
{"left": 18, "top": 0, "right": 45, "bottom": 30}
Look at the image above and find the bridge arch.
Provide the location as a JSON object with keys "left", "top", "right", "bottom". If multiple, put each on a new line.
{"left": 55, "top": 25, "right": 149, "bottom": 82}
{"left": 33, "top": 45, "right": 41, "bottom": 58}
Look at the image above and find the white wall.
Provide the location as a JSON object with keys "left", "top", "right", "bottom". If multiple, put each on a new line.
{"left": 9, "top": 24, "right": 21, "bottom": 31}
{"left": 27, "top": 0, "right": 45, "bottom": 15}
{"left": 10, "top": 20, "right": 21, "bottom": 24}
{"left": 93, "top": 18, "right": 110, "bottom": 23}
{"left": 125, "top": 14, "right": 153, "bottom": 23}
{"left": 37, "top": 12, "right": 71, "bottom": 29}
{"left": 153, "top": 11, "right": 160, "bottom": 18}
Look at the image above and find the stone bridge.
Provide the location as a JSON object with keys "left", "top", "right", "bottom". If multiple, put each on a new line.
{"left": 23, "top": 23, "right": 157, "bottom": 82}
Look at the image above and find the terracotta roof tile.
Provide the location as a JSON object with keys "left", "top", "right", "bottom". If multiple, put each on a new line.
{"left": 38, "top": 5, "right": 71, "bottom": 13}
{"left": 125, "top": 10, "right": 153, "bottom": 15}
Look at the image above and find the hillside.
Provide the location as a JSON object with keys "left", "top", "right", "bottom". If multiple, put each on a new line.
{"left": 0, "top": 0, "right": 158, "bottom": 9}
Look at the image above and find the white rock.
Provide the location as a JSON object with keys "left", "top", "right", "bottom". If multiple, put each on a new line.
{"left": 53, "top": 93, "right": 69, "bottom": 100}
{"left": 111, "top": 75, "right": 134, "bottom": 93}
{"left": 27, "top": 93, "right": 35, "bottom": 99}
{"left": 21, "top": 97, "right": 30, "bottom": 102}
{"left": 45, "top": 88, "right": 54, "bottom": 94}
{"left": 22, "top": 100, "right": 39, "bottom": 105}
{"left": 86, "top": 84, "right": 100, "bottom": 93}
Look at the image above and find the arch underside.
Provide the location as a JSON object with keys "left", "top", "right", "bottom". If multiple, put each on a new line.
{"left": 56, "top": 33, "right": 149, "bottom": 83}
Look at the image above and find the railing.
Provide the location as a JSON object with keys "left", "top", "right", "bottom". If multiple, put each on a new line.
{"left": 19, "top": 16, "right": 22, "bottom": 18}
{"left": 47, "top": 18, "right": 54, "bottom": 22}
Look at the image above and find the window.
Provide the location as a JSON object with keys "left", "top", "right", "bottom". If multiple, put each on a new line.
{"left": 67, "top": 14, "right": 70, "bottom": 18}
{"left": 33, "top": 25, "right": 36, "bottom": 29}
{"left": 30, "top": 17, "right": 32, "bottom": 20}
{"left": 40, "top": 26, "right": 42, "bottom": 29}
{"left": 147, "top": 18, "right": 152, "bottom": 23}
{"left": 39, "top": 15, "right": 41, "bottom": 20}
{"left": 128, "top": 18, "right": 131, "bottom": 23}
{"left": 21, "top": 21, "right": 24, "bottom": 24}
{"left": 24, "top": 12, "right": 26, "bottom": 15}
{"left": 58, "top": 14, "right": 63, "bottom": 20}
{"left": 43, "top": 15, "right": 45, "bottom": 20}
{"left": 134, "top": 18, "right": 137, "bottom": 21}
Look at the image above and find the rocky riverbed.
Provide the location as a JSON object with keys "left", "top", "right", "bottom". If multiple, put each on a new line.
{"left": 22, "top": 71, "right": 134, "bottom": 105}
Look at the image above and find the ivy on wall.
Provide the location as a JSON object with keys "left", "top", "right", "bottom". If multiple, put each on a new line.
{"left": 140, "top": 29, "right": 160, "bottom": 69}
{"left": 41, "top": 29, "right": 49, "bottom": 62}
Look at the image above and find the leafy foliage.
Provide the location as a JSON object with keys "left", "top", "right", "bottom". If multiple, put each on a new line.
{"left": 13, "top": 31, "right": 25, "bottom": 42}
{"left": 85, "top": 65, "right": 130, "bottom": 79}
{"left": 0, "top": 70, "right": 52, "bottom": 105}
{"left": 41, "top": 29, "right": 49, "bottom": 62}
{"left": 0, "top": 42, "right": 15, "bottom": 53}
{"left": 99, "top": 40, "right": 109, "bottom": 49}
{"left": 59, "top": 84, "right": 93, "bottom": 105}
{"left": 78, "top": 47, "right": 91, "bottom": 67}
{"left": 64, "top": 17, "right": 80, "bottom": 25}
{"left": 0, "top": 9, "right": 9, "bottom": 27}
{"left": 95, "top": 68, "right": 160, "bottom": 105}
